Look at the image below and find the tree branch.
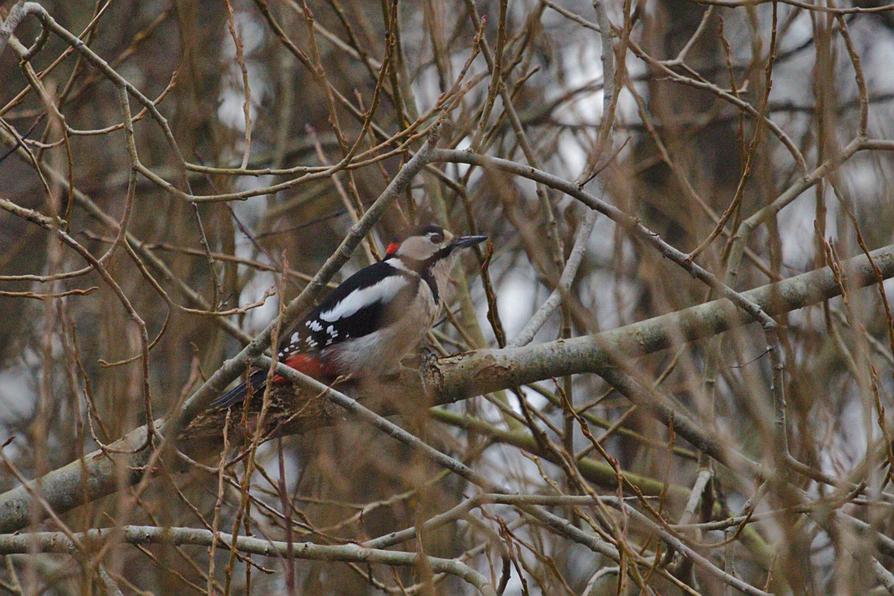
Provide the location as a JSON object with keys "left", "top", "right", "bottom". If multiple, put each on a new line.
{"left": 0, "top": 525, "right": 497, "bottom": 596}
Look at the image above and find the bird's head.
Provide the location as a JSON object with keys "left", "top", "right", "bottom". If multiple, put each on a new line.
{"left": 384, "top": 224, "right": 487, "bottom": 264}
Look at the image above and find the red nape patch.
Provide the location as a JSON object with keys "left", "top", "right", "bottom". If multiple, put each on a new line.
{"left": 274, "top": 354, "right": 323, "bottom": 383}
{"left": 385, "top": 241, "right": 401, "bottom": 256}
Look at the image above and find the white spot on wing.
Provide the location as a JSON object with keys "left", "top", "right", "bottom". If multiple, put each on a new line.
{"left": 309, "top": 320, "right": 323, "bottom": 332}
{"left": 319, "top": 275, "right": 409, "bottom": 322}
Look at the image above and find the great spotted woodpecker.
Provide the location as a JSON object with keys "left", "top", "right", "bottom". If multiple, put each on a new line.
{"left": 211, "top": 224, "right": 487, "bottom": 409}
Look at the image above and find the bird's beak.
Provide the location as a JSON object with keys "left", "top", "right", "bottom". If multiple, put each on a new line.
{"left": 451, "top": 235, "right": 488, "bottom": 249}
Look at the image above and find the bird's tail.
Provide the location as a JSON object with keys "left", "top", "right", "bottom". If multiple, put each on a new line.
{"left": 209, "top": 369, "right": 268, "bottom": 409}
{"left": 210, "top": 354, "right": 327, "bottom": 409}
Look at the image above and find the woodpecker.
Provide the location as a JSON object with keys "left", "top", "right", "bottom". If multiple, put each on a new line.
{"left": 211, "top": 224, "right": 487, "bottom": 409}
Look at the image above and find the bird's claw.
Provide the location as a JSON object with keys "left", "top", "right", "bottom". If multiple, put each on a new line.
{"left": 419, "top": 346, "right": 439, "bottom": 368}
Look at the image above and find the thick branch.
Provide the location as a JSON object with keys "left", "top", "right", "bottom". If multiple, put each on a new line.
{"left": 429, "top": 242, "right": 894, "bottom": 401}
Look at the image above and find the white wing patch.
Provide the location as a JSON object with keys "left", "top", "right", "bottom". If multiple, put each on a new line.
{"left": 319, "top": 275, "right": 409, "bottom": 322}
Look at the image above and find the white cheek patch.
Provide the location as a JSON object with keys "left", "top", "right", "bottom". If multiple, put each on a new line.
{"left": 319, "top": 276, "right": 409, "bottom": 322}
{"left": 397, "top": 236, "right": 438, "bottom": 260}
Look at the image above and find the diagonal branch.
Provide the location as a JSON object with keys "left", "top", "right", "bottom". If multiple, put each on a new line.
{"left": 429, "top": 242, "right": 894, "bottom": 401}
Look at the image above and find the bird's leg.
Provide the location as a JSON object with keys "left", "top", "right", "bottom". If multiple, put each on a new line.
{"left": 417, "top": 346, "right": 442, "bottom": 399}
{"left": 384, "top": 346, "right": 439, "bottom": 381}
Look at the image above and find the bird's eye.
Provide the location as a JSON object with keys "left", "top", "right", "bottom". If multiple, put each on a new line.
{"left": 429, "top": 232, "right": 444, "bottom": 243}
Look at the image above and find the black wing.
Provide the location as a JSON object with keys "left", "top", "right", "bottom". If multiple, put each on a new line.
{"left": 277, "top": 260, "right": 420, "bottom": 356}
{"left": 211, "top": 261, "right": 419, "bottom": 410}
